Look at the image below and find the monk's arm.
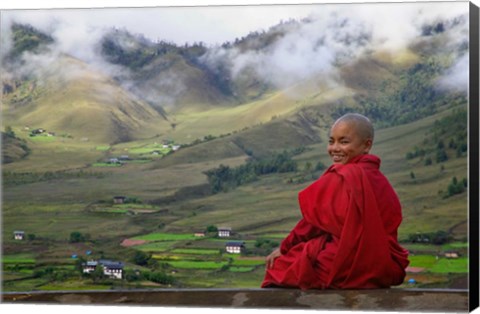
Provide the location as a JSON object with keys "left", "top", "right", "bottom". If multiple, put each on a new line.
{"left": 265, "top": 248, "right": 282, "bottom": 269}
{"left": 279, "top": 218, "right": 323, "bottom": 254}
{"left": 265, "top": 219, "right": 323, "bottom": 268}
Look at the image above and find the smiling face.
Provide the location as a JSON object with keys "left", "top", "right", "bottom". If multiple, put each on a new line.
{"left": 328, "top": 120, "right": 373, "bottom": 165}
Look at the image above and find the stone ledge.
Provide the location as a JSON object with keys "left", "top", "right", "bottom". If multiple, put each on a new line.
{"left": 1, "top": 288, "right": 469, "bottom": 312}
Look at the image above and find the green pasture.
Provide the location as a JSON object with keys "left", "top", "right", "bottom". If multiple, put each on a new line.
{"left": 259, "top": 233, "right": 289, "bottom": 239}
{"left": 152, "top": 254, "right": 188, "bottom": 260}
{"left": 2, "top": 278, "right": 49, "bottom": 292}
{"left": 231, "top": 259, "right": 265, "bottom": 267}
{"left": 442, "top": 242, "right": 468, "bottom": 250}
{"left": 92, "top": 162, "right": 122, "bottom": 167}
{"left": 167, "top": 260, "right": 228, "bottom": 270}
{"left": 229, "top": 267, "right": 255, "bottom": 272}
{"left": 409, "top": 255, "right": 438, "bottom": 268}
{"left": 2, "top": 254, "right": 36, "bottom": 264}
{"left": 136, "top": 242, "right": 176, "bottom": 252}
{"left": 128, "top": 144, "right": 171, "bottom": 155}
{"left": 3, "top": 266, "right": 35, "bottom": 276}
{"left": 95, "top": 145, "right": 111, "bottom": 151}
{"left": 131, "top": 233, "right": 198, "bottom": 242}
{"left": 171, "top": 248, "right": 221, "bottom": 255}
{"left": 408, "top": 255, "right": 468, "bottom": 273}
{"left": 430, "top": 258, "right": 468, "bottom": 273}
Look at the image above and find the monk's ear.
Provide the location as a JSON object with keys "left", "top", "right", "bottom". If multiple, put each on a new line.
{"left": 363, "top": 138, "right": 373, "bottom": 153}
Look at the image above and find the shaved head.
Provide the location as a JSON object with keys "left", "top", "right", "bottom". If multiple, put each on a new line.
{"left": 331, "top": 113, "right": 374, "bottom": 142}
{"left": 328, "top": 113, "right": 374, "bottom": 164}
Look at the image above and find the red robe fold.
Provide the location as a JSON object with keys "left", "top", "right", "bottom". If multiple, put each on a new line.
{"left": 261, "top": 154, "right": 409, "bottom": 289}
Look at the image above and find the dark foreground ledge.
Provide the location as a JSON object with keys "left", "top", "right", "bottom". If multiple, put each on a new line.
{"left": 2, "top": 288, "right": 469, "bottom": 312}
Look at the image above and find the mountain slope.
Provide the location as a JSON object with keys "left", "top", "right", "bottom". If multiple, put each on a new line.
{"left": 2, "top": 55, "right": 172, "bottom": 144}
{"left": 100, "top": 29, "right": 232, "bottom": 112}
{"left": 1, "top": 131, "right": 30, "bottom": 164}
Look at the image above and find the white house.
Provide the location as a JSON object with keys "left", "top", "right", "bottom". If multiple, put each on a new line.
{"left": 218, "top": 228, "right": 232, "bottom": 237}
{"left": 82, "top": 259, "right": 124, "bottom": 279}
{"left": 14, "top": 231, "right": 25, "bottom": 240}
{"left": 113, "top": 196, "right": 127, "bottom": 204}
{"left": 82, "top": 260, "right": 98, "bottom": 274}
{"left": 225, "top": 242, "right": 245, "bottom": 254}
{"left": 108, "top": 158, "right": 121, "bottom": 164}
{"left": 194, "top": 231, "right": 206, "bottom": 237}
{"left": 445, "top": 251, "right": 460, "bottom": 259}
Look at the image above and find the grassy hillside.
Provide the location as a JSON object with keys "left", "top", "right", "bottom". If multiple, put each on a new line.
{"left": 3, "top": 106, "right": 467, "bottom": 235}
{"left": 1, "top": 130, "right": 30, "bottom": 163}
{"left": 2, "top": 107, "right": 468, "bottom": 291}
{"left": 2, "top": 55, "right": 172, "bottom": 144}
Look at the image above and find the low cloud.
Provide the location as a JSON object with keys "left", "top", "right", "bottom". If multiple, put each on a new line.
{"left": 200, "top": 2, "right": 468, "bottom": 94}
{"left": 1, "top": 2, "right": 470, "bottom": 103}
{"left": 437, "top": 54, "right": 469, "bottom": 93}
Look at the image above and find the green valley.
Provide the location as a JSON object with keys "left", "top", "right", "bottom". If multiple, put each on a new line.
{"left": 1, "top": 8, "right": 470, "bottom": 292}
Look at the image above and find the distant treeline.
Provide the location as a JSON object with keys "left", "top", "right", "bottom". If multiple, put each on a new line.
{"left": 2, "top": 127, "right": 31, "bottom": 163}
{"left": 405, "top": 108, "right": 467, "bottom": 165}
{"left": 332, "top": 55, "right": 467, "bottom": 129}
{"left": 407, "top": 230, "right": 453, "bottom": 245}
{"left": 441, "top": 176, "right": 468, "bottom": 199}
{"left": 6, "top": 23, "right": 54, "bottom": 63}
{"left": 204, "top": 150, "right": 298, "bottom": 194}
{"left": 3, "top": 170, "right": 108, "bottom": 187}
{"left": 100, "top": 28, "right": 208, "bottom": 70}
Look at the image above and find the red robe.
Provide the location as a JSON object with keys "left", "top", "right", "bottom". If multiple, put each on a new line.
{"left": 261, "top": 154, "right": 409, "bottom": 289}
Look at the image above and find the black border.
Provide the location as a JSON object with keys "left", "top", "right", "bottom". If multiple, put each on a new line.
{"left": 469, "top": 1, "right": 480, "bottom": 312}
{"left": 0, "top": 3, "right": 477, "bottom": 313}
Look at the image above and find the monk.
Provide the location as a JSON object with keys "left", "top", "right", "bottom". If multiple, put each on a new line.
{"left": 261, "top": 113, "right": 409, "bottom": 289}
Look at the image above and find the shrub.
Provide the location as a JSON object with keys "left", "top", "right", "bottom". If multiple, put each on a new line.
{"left": 444, "top": 176, "right": 467, "bottom": 198}
{"left": 69, "top": 231, "right": 85, "bottom": 243}
{"left": 144, "top": 271, "right": 175, "bottom": 285}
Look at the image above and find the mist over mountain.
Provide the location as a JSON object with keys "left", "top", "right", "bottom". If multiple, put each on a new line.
{"left": 1, "top": 3, "right": 469, "bottom": 145}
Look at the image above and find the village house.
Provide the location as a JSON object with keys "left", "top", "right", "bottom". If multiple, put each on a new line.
{"left": 13, "top": 231, "right": 25, "bottom": 240}
{"left": 101, "top": 260, "right": 125, "bottom": 279}
{"left": 444, "top": 251, "right": 460, "bottom": 259}
{"left": 82, "top": 259, "right": 124, "bottom": 279}
{"left": 118, "top": 155, "right": 130, "bottom": 161}
{"left": 108, "top": 158, "right": 121, "bottom": 164}
{"left": 113, "top": 196, "right": 127, "bottom": 204}
{"left": 194, "top": 231, "right": 206, "bottom": 237}
{"left": 31, "top": 128, "right": 45, "bottom": 135}
{"left": 218, "top": 228, "right": 232, "bottom": 237}
{"left": 225, "top": 242, "right": 245, "bottom": 254}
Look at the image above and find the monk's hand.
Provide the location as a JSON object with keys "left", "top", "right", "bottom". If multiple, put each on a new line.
{"left": 265, "top": 248, "right": 282, "bottom": 269}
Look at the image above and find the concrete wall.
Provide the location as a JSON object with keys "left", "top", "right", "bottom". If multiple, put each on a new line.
{"left": 2, "top": 288, "right": 469, "bottom": 312}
